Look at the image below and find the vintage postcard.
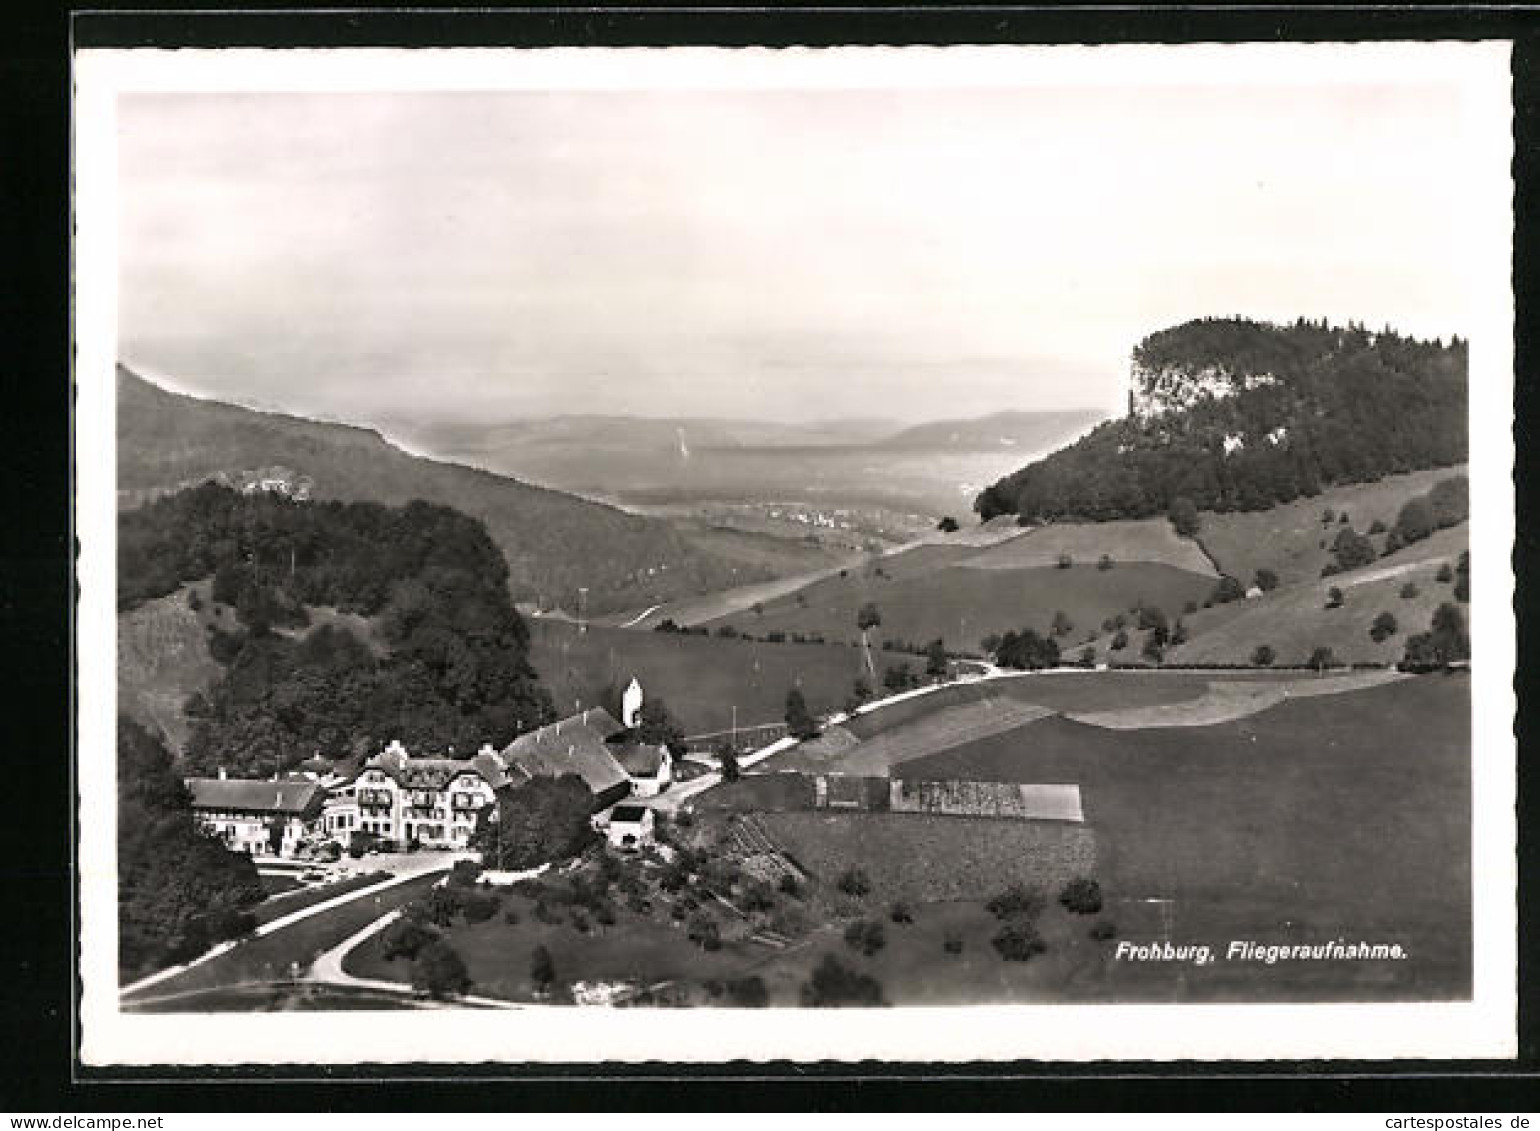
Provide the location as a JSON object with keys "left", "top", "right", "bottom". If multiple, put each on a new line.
{"left": 75, "top": 41, "right": 1516, "bottom": 1065}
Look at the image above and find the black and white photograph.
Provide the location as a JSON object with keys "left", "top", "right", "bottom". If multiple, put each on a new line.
{"left": 72, "top": 41, "right": 1516, "bottom": 1065}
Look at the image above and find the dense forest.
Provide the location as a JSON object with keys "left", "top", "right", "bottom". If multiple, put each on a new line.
{"left": 976, "top": 318, "right": 1467, "bottom": 523}
{"left": 119, "top": 717, "right": 265, "bottom": 977}
{"left": 120, "top": 483, "right": 554, "bottom": 775}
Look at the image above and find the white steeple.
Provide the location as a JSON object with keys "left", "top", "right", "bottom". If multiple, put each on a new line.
{"left": 622, "top": 677, "right": 644, "bottom": 729}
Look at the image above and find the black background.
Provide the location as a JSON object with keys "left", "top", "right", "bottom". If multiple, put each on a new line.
{"left": 4, "top": 1, "right": 1537, "bottom": 1111}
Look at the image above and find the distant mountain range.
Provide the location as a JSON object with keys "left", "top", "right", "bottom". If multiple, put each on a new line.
{"left": 116, "top": 366, "right": 790, "bottom": 615}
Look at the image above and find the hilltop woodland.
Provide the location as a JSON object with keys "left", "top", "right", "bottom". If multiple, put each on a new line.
{"left": 977, "top": 319, "right": 1467, "bottom": 523}
{"left": 119, "top": 483, "right": 554, "bottom": 774}
{"left": 119, "top": 716, "right": 265, "bottom": 977}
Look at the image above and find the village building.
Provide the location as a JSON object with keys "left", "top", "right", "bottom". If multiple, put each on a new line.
{"left": 602, "top": 802, "right": 656, "bottom": 851}
{"left": 186, "top": 773, "right": 325, "bottom": 858}
{"left": 320, "top": 741, "right": 509, "bottom": 850}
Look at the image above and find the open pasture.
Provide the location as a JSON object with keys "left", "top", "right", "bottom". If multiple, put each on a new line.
{"left": 899, "top": 674, "right": 1472, "bottom": 999}
{"left": 958, "top": 517, "right": 1216, "bottom": 576}
{"left": 1195, "top": 465, "right": 1466, "bottom": 588}
{"left": 755, "top": 810, "right": 1097, "bottom": 904}
{"left": 706, "top": 561, "right": 1218, "bottom": 656}
{"left": 528, "top": 617, "right": 910, "bottom": 734}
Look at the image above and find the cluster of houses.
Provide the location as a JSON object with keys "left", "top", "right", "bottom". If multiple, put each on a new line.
{"left": 183, "top": 678, "right": 675, "bottom": 859}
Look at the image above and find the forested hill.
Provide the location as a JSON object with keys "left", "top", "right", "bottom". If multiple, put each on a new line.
{"left": 117, "top": 366, "right": 778, "bottom": 614}
{"left": 119, "top": 483, "right": 555, "bottom": 773}
{"left": 975, "top": 318, "right": 1467, "bottom": 523}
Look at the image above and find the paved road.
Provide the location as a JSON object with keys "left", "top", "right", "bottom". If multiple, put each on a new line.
{"left": 120, "top": 854, "right": 461, "bottom": 999}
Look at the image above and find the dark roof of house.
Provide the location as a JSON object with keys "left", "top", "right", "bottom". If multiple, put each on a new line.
{"left": 186, "top": 778, "right": 323, "bottom": 816}
{"left": 611, "top": 742, "right": 668, "bottom": 777}
{"left": 609, "top": 804, "right": 650, "bottom": 823}
{"left": 500, "top": 708, "right": 630, "bottom": 797}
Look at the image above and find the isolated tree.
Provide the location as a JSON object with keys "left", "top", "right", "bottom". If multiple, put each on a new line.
{"left": 1169, "top": 496, "right": 1201, "bottom": 539}
{"left": 924, "top": 639, "right": 948, "bottom": 679}
{"left": 882, "top": 663, "right": 915, "bottom": 692}
{"left": 1050, "top": 610, "right": 1074, "bottom": 638}
{"left": 1331, "top": 526, "right": 1377, "bottom": 571}
{"left": 785, "top": 687, "right": 819, "bottom": 741}
{"left": 719, "top": 748, "right": 741, "bottom": 783}
{"left": 1170, "top": 619, "right": 1189, "bottom": 647}
{"left": 1253, "top": 568, "right": 1280, "bottom": 593}
{"left": 1308, "top": 646, "right": 1338, "bottom": 672}
{"left": 637, "top": 697, "right": 686, "bottom": 754}
{"left": 1251, "top": 643, "right": 1276, "bottom": 667}
{"left": 1078, "top": 646, "right": 1096, "bottom": 668}
{"left": 1369, "top": 611, "right": 1399, "bottom": 643}
{"left": 856, "top": 602, "right": 882, "bottom": 678}
{"left": 1056, "top": 552, "right": 1074, "bottom": 570}
{"left": 530, "top": 944, "right": 556, "bottom": 997}
{"left": 979, "top": 633, "right": 1003, "bottom": 657}
{"left": 1436, "top": 562, "right": 1454, "bottom": 584}
{"left": 1097, "top": 554, "right": 1115, "bottom": 571}
{"left": 1110, "top": 629, "right": 1130, "bottom": 652}
{"left": 1325, "top": 586, "right": 1344, "bottom": 610}
{"left": 1454, "top": 551, "right": 1470, "bottom": 602}
{"left": 1400, "top": 582, "right": 1420, "bottom": 600}
{"left": 937, "top": 516, "right": 960, "bottom": 533}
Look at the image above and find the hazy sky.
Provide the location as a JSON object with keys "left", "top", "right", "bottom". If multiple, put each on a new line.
{"left": 118, "top": 78, "right": 1472, "bottom": 427}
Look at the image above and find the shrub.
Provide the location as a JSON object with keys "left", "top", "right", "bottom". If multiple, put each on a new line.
{"left": 889, "top": 901, "right": 915, "bottom": 925}
{"left": 725, "top": 976, "right": 769, "bottom": 1007}
{"left": 410, "top": 940, "right": 472, "bottom": 1000}
{"left": 1250, "top": 645, "right": 1276, "bottom": 666}
{"left": 986, "top": 883, "right": 1044, "bottom": 920}
{"left": 992, "top": 922, "right": 1048, "bottom": 962}
{"left": 1254, "top": 568, "right": 1279, "bottom": 592}
{"left": 1056, "top": 552, "right": 1074, "bottom": 569}
{"left": 1322, "top": 507, "right": 1336, "bottom": 524}
{"left": 943, "top": 934, "right": 965, "bottom": 955}
{"left": 1325, "top": 586, "right": 1344, "bottom": 610}
{"left": 1089, "top": 919, "right": 1118, "bottom": 941}
{"left": 837, "top": 867, "right": 872, "bottom": 898}
{"left": 1058, "top": 878, "right": 1104, "bottom": 915}
{"left": 843, "top": 918, "right": 887, "bottom": 956}
{"left": 686, "top": 912, "right": 721, "bottom": 951}
{"left": 569, "top": 909, "right": 592, "bottom": 934}
{"left": 1211, "top": 575, "right": 1245, "bottom": 605}
{"left": 1183, "top": 600, "right": 1199, "bottom": 615}
{"left": 1400, "top": 582, "right": 1420, "bottom": 600}
{"left": 1437, "top": 562, "right": 1454, "bottom": 584}
{"left": 801, "top": 955, "right": 886, "bottom": 1007}
{"left": 502, "top": 906, "right": 521, "bottom": 925}
{"left": 461, "top": 891, "right": 500, "bottom": 924}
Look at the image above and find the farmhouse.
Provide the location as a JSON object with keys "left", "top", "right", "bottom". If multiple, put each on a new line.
{"left": 500, "top": 708, "right": 633, "bottom": 810}
{"left": 186, "top": 773, "right": 325, "bottom": 857}
{"left": 501, "top": 681, "right": 674, "bottom": 805}
{"left": 321, "top": 740, "right": 509, "bottom": 850}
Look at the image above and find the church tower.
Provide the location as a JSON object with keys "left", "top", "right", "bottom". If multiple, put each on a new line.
{"left": 622, "top": 677, "right": 644, "bottom": 730}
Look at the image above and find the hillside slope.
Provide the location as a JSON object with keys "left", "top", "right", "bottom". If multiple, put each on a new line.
{"left": 117, "top": 366, "right": 782, "bottom": 615}
{"left": 977, "top": 318, "right": 1466, "bottom": 523}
